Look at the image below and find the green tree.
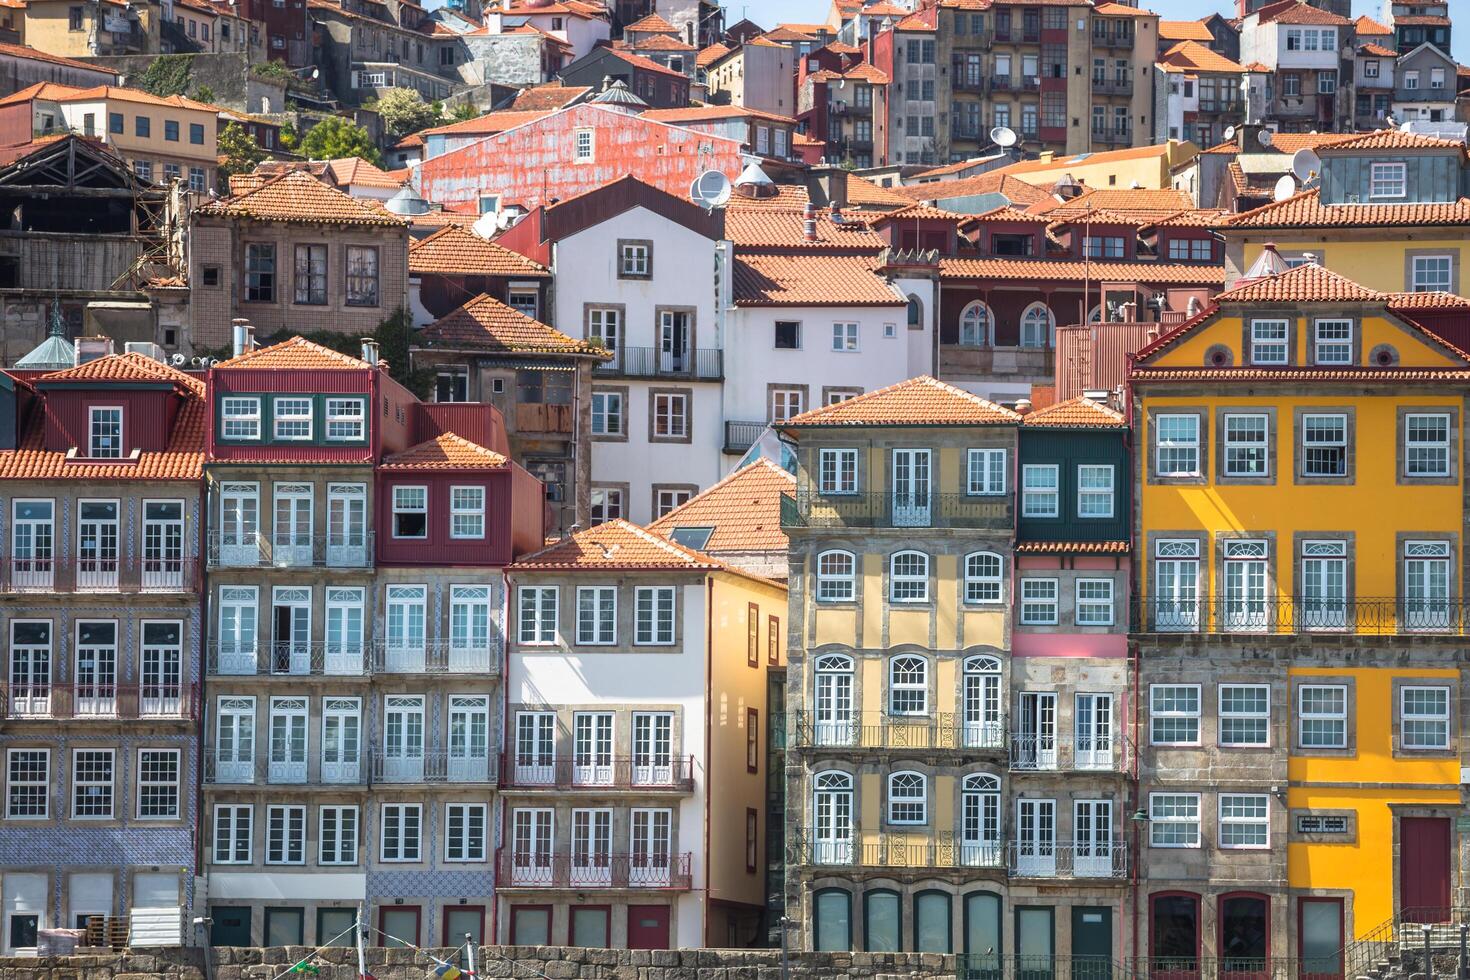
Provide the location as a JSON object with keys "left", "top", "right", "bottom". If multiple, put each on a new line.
{"left": 373, "top": 88, "right": 441, "bottom": 141}
{"left": 279, "top": 122, "right": 299, "bottom": 151}
{"left": 137, "top": 54, "right": 193, "bottom": 97}
{"left": 217, "top": 122, "right": 266, "bottom": 178}
{"left": 449, "top": 101, "right": 479, "bottom": 122}
{"left": 297, "top": 116, "right": 381, "bottom": 165}
{"left": 269, "top": 309, "right": 430, "bottom": 397}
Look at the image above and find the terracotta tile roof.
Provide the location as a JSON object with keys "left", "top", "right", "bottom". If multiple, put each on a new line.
{"left": 1220, "top": 263, "right": 1379, "bottom": 303}
{"left": 1030, "top": 187, "right": 1196, "bottom": 221}
{"left": 1354, "top": 13, "right": 1392, "bottom": 34}
{"left": 623, "top": 11, "right": 676, "bottom": 32}
{"left": 1358, "top": 42, "right": 1400, "bottom": 57}
{"left": 216, "top": 336, "right": 372, "bottom": 370}
{"left": 514, "top": 518, "right": 723, "bottom": 570}
{"left": 1222, "top": 188, "right": 1470, "bottom": 229}
{"left": 1159, "top": 19, "right": 1214, "bottom": 40}
{"left": 409, "top": 225, "right": 550, "bottom": 276}
{"left": 1016, "top": 539, "right": 1130, "bottom": 554}
{"left": 599, "top": 47, "right": 689, "bottom": 77}
{"left": 1132, "top": 366, "right": 1470, "bottom": 383}
{"left": 1093, "top": 2, "right": 1157, "bottom": 16}
{"left": 418, "top": 293, "right": 608, "bottom": 355}
{"left": 0, "top": 43, "right": 121, "bottom": 76}
{"left": 420, "top": 108, "right": 549, "bottom": 138}
{"left": 896, "top": 10, "right": 936, "bottom": 29}
{"left": 1254, "top": 0, "right": 1350, "bottom": 25}
{"left": 908, "top": 156, "right": 995, "bottom": 179}
{"left": 1161, "top": 40, "right": 1245, "bottom": 73}
{"left": 896, "top": 171, "right": 1054, "bottom": 207}
{"left": 783, "top": 375, "right": 1021, "bottom": 427}
{"left": 510, "top": 83, "right": 591, "bottom": 111}
{"left": 1385, "top": 291, "right": 1470, "bottom": 311}
{"left": 725, "top": 208, "right": 887, "bottom": 249}
{"left": 379, "top": 432, "right": 508, "bottom": 470}
{"left": 632, "top": 33, "right": 697, "bottom": 51}
{"left": 1021, "top": 395, "right": 1126, "bottom": 428}
{"left": 44, "top": 83, "right": 217, "bottom": 112}
{"left": 842, "top": 175, "right": 913, "bottom": 208}
{"left": 823, "top": 41, "right": 863, "bottom": 54}
{"left": 696, "top": 42, "right": 731, "bottom": 66}
{"left": 325, "top": 156, "right": 403, "bottom": 189}
{"left": 779, "top": 22, "right": 828, "bottom": 34}
{"left": 647, "top": 458, "right": 794, "bottom": 554}
{"left": 38, "top": 351, "right": 193, "bottom": 387}
{"left": 733, "top": 253, "right": 903, "bottom": 306}
{"left": 869, "top": 202, "right": 967, "bottom": 223}
{"left": 968, "top": 204, "right": 1054, "bottom": 224}
{"left": 758, "top": 26, "right": 814, "bottom": 41}
{"left": 1393, "top": 14, "right": 1448, "bottom": 24}
{"left": 725, "top": 185, "right": 814, "bottom": 209}
{"left": 1200, "top": 132, "right": 1357, "bottom": 155}
{"left": 842, "top": 62, "right": 890, "bottom": 84}
{"left": 859, "top": 2, "right": 910, "bottom": 15}
{"left": 1323, "top": 130, "right": 1467, "bottom": 152}
{"left": 195, "top": 171, "right": 406, "bottom": 226}
{"left": 1142, "top": 207, "right": 1231, "bottom": 228}
{"left": 745, "top": 35, "right": 784, "bottom": 47}
{"left": 940, "top": 257, "right": 1224, "bottom": 284}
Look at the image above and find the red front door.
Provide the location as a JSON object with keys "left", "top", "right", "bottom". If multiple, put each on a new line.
{"left": 1401, "top": 817, "right": 1452, "bottom": 922}
{"left": 627, "top": 905, "right": 671, "bottom": 950}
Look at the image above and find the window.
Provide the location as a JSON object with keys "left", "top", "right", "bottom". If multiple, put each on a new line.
{"left": 450, "top": 487, "right": 485, "bottom": 539}
{"left": 965, "top": 553, "right": 1003, "bottom": 604}
{"left": 1300, "top": 414, "right": 1347, "bottom": 477}
{"left": 1167, "top": 238, "right": 1213, "bottom": 261}
{"left": 619, "top": 241, "right": 650, "bottom": 278}
{"left": 832, "top": 323, "right": 858, "bottom": 351}
{"left": 445, "top": 803, "right": 488, "bottom": 861}
{"left": 1411, "top": 255, "right": 1453, "bottom": 293}
{"left": 959, "top": 302, "right": 990, "bottom": 346}
{"left": 590, "top": 488, "right": 622, "bottom": 524}
{"left": 887, "top": 772, "right": 927, "bottom": 824}
{"left": 508, "top": 289, "right": 538, "bottom": 318}
{"left": 1406, "top": 414, "right": 1452, "bottom": 477}
{"left": 768, "top": 615, "right": 780, "bottom": 666}
{"left": 391, "top": 486, "right": 427, "bottom": 538}
{"left": 652, "top": 392, "right": 687, "bottom": 440}
{"left": 163, "top": 163, "right": 181, "bottom": 183}
{"left": 747, "top": 603, "right": 760, "bottom": 667}
{"left": 1313, "top": 320, "right": 1352, "bottom": 365}
{"left": 137, "top": 749, "right": 180, "bottom": 819}
{"left": 71, "top": 749, "right": 114, "bottom": 819}
{"left": 272, "top": 398, "right": 312, "bottom": 440}
{"left": 266, "top": 805, "right": 306, "bottom": 864}
{"left": 218, "top": 397, "right": 261, "bottom": 440}
{"left": 1401, "top": 686, "right": 1450, "bottom": 749}
{"left": 1219, "top": 685, "right": 1270, "bottom": 746}
{"left": 1149, "top": 793, "right": 1200, "bottom": 847}
{"left": 1022, "top": 465, "right": 1059, "bottom": 518}
{"left": 817, "top": 551, "right": 856, "bottom": 602}
{"left": 818, "top": 449, "right": 858, "bottom": 494}
{"left": 774, "top": 321, "right": 801, "bottom": 349}
{"left": 655, "top": 488, "right": 691, "bottom": 516}
{"left": 213, "top": 805, "right": 252, "bottom": 863}
{"left": 108, "top": 111, "right": 123, "bottom": 134}
{"left": 889, "top": 656, "right": 928, "bottom": 715}
{"left": 770, "top": 387, "right": 805, "bottom": 423}
{"left": 87, "top": 407, "right": 122, "bottom": 458}
{"left": 746, "top": 707, "right": 760, "bottom": 771}
{"left": 967, "top": 449, "right": 1006, "bottom": 495}
{"left": 1156, "top": 414, "right": 1200, "bottom": 476}
{"left": 1084, "top": 236, "right": 1125, "bottom": 259}
{"left": 1249, "top": 319, "right": 1288, "bottom": 365}
{"left": 1020, "top": 578, "right": 1058, "bottom": 625}
{"left": 190, "top": 123, "right": 205, "bottom": 145}
{"left": 1364, "top": 59, "right": 1379, "bottom": 78}
{"left": 1151, "top": 685, "right": 1201, "bottom": 744}
{"left": 1077, "top": 465, "right": 1113, "bottom": 518}
{"left": 1223, "top": 414, "right": 1269, "bottom": 477}
{"left": 1219, "top": 794, "right": 1269, "bottom": 848}
{"left": 889, "top": 551, "right": 929, "bottom": 603}
{"left": 1298, "top": 684, "right": 1347, "bottom": 748}
{"left": 1020, "top": 304, "right": 1053, "bottom": 348}
{"left": 134, "top": 159, "right": 153, "bottom": 181}
{"left": 319, "top": 806, "right": 358, "bottom": 865}
{"left": 293, "top": 244, "right": 327, "bottom": 305}
{"left": 245, "top": 243, "right": 276, "bottom": 302}
{"left": 1075, "top": 579, "right": 1114, "bottom": 626}
{"left": 325, "top": 398, "right": 364, "bottom": 441}
{"left": 6, "top": 750, "right": 48, "bottom": 819}
{"left": 574, "top": 128, "right": 594, "bottom": 161}
{"left": 1368, "top": 161, "right": 1406, "bottom": 199}
{"left": 591, "top": 391, "right": 624, "bottom": 436}
{"left": 345, "top": 247, "right": 379, "bottom": 306}
{"left": 1317, "top": 70, "right": 1336, "bottom": 94}
{"left": 577, "top": 586, "right": 616, "bottom": 644}
{"left": 380, "top": 804, "right": 422, "bottom": 861}
{"left": 135, "top": 115, "right": 150, "bottom": 138}
{"left": 517, "top": 587, "right": 558, "bottom": 644}
{"left": 164, "top": 119, "right": 179, "bottom": 142}
{"left": 635, "top": 587, "right": 675, "bottom": 644}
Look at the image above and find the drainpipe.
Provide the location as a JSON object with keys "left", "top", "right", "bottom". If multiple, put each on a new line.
{"left": 702, "top": 574, "right": 715, "bottom": 948}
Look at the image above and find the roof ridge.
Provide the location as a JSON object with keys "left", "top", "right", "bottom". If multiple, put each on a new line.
{"left": 648, "top": 457, "right": 794, "bottom": 529}
{"left": 215, "top": 335, "right": 371, "bottom": 369}
{"left": 784, "top": 374, "right": 1021, "bottom": 425}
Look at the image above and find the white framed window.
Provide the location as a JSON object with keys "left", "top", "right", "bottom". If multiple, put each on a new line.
{"left": 1401, "top": 686, "right": 1450, "bottom": 749}
{"left": 445, "top": 803, "right": 488, "bottom": 861}
{"left": 1405, "top": 540, "right": 1451, "bottom": 628}
{"left": 1020, "top": 578, "right": 1059, "bottom": 625}
{"left": 1369, "top": 161, "right": 1406, "bottom": 199}
{"left": 1411, "top": 255, "right": 1453, "bottom": 293}
{"left": 1076, "top": 465, "right": 1114, "bottom": 518}
{"left": 1150, "top": 685, "right": 1201, "bottom": 745}
{"left": 1223, "top": 414, "right": 1269, "bottom": 477}
{"left": 1301, "top": 414, "right": 1347, "bottom": 477}
{"left": 1021, "top": 464, "right": 1059, "bottom": 518}
{"left": 1020, "top": 303, "right": 1053, "bottom": 348}
{"left": 965, "top": 552, "right": 1003, "bottom": 604}
{"left": 319, "top": 805, "right": 358, "bottom": 865}
{"left": 272, "top": 397, "right": 312, "bottom": 440}
{"left": 1219, "top": 685, "right": 1270, "bottom": 746}
{"left": 325, "top": 398, "right": 365, "bottom": 440}
{"left": 652, "top": 392, "right": 687, "bottom": 438}
{"left": 1075, "top": 578, "right": 1114, "bottom": 626}
{"left": 635, "top": 586, "right": 676, "bottom": 644}
{"left": 1155, "top": 414, "right": 1200, "bottom": 476}
{"left": 959, "top": 301, "right": 991, "bottom": 346}
{"left": 266, "top": 805, "right": 306, "bottom": 864}
{"left": 967, "top": 448, "right": 1006, "bottom": 495}
{"left": 887, "top": 771, "right": 927, "bottom": 824}
{"left": 517, "top": 586, "right": 558, "bottom": 645}
{"left": 591, "top": 391, "right": 623, "bottom": 436}
{"left": 619, "top": 242, "right": 650, "bottom": 277}
{"left": 1406, "top": 413, "right": 1452, "bottom": 477}
{"left": 1249, "top": 319, "right": 1289, "bottom": 365}
{"left": 136, "top": 749, "right": 180, "bottom": 819}
{"left": 770, "top": 387, "right": 805, "bottom": 423}
{"left": 220, "top": 397, "right": 261, "bottom": 440}
{"left": 574, "top": 128, "right": 594, "bottom": 162}
{"left": 88, "top": 407, "right": 122, "bottom": 458}
{"left": 1219, "top": 794, "right": 1269, "bottom": 849}
{"left": 1298, "top": 684, "right": 1348, "bottom": 748}
{"left": 577, "top": 586, "right": 617, "bottom": 644}
{"left": 450, "top": 486, "right": 485, "bottom": 539}
{"left": 1313, "top": 320, "right": 1352, "bottom": 365}
{"left": 6, "top": 749, "right": 48, "bottom": 819}
{"left": 832, "top": 322, "right": 859, "bottom": 351}
{"left": 1149, "top": 793, "right": 1200, "bottom": 847}
{"left": 888, "top": 655, "right": 928, "bottom": 715}
{"left": 818, "top": 449, "right": 858, "bottom": 494}
{"left": 71, "top": 748, "right": 114, "bottom": 819}
{"left": 212, "top": 804, "right": 252, "bottom": 863}
{"left": 889, "top": 551, "right": 929, "bottom": 603}
{"left": 817, "top": 551, "right": 856, "bottom": 602}
{"left": 391, "top": 486, "right": 427, "bottom": 539}
{"left": 380, "top": 803, "right": 422, "bottom": 861}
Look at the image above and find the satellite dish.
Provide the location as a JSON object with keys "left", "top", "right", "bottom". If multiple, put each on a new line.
{"left": 1273, "top": 174, "right": 1298, "bottom": 201}
{"left": 1257, "top": 129, "right": 1275, "bottom": 148}
{"left": 170, "top": 353, "right": 186, "bottom": 366}
{"left": 496, "top": 210, "right": 519, "bottom": 230}
{"left": 1291, "top": 148, "right": 1321, "bottom": 182}
{"left": 990, "top": 126, "right": 1018, "bottom": 148}
{"left": 1223, "top": 125, "right": 1236, "bottom": 142}
{"left": 689, "top": 170, "right": 732, "bottom": 210}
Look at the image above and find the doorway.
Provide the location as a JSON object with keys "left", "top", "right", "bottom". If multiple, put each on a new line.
{"left": 1072, "top": 906, "right": 1113, "bottom": 980}
{"left": 1150, "top": 893, "right": 1200, "bottom": 980}
{"left": 209, "top": 906, "right": 252, "bottom": 947}
{"left": 1400, "top": 817, "right": 1452, "bottom": 921}
{"left": 444, "top": 906, "right": 484, "bottom": 946}
{"left": 627, "top": 905, "right": 671, "bottom": 949}
{"left": 1219, "top": 894, "right": 1268, "bottom": 980}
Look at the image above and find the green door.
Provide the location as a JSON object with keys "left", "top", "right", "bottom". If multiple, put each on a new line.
{"left": 209, "top": 907, "right": 252, "bottom": 947}
{"left": 1072, "top": 907, "right": 1113, "bottom": 980}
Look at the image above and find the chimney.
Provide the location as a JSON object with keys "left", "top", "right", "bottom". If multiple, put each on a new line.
{"left": 803, "top": 216, "right": 819, "bottom": 241}
{"left": 361, "top": 338, "right": 380, "bottom": 365}
{"left": 830, "top": 204, "right": 845, "bottom": 225}
{"left": 74, "top": 335, "right": 114, "bottom": 367}
{"left": 1014, "top": 398, "right": 1032, "bottom": 416}
{"left": 231, "top": 318, "right": 252, "bottom": 358}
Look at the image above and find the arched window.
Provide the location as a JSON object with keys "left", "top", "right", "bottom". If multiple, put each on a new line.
{"left": 960, "top": 301, "right": 992, "bottom": 347}
{"left": 907, "top": 294, "right": 923, "bottom": 328}
{"left": 1020, "top": 303, "right": 1054, "bottom": 348}
{"left": 816, "top": 551, "right": 856, "bottom": 602}
{"left": 914, "top": 890, "right": 953, "bottom": 953}
{"left": 1088, "top": 304, "right": 1103, "bottom": 323}
{"left": 962, "top": 656, "right": 1003, "bottom": 748}
{"left": 960, "top": 773, "right": 1002, "bottom": 866}
{"left": 964, "top": 552, "right": 1004, "bottom": 604}
{"left": 812, "top": 771, "right": 854, "bottom": 866}
{"left": 864, "top": 889, "right": 901, "bottom": 952}
{"left": 889, "top": 654, "right": 928, "bottom": 715}
{"left": 813, "top": 654, "right": 855, "bottom": 746}
{"left": 887, "top": 770, "right": 927, "bottom": 824}
{"left": 963, "top": 892, "right": 1003, "bottom": 960}
{"left": 889, "top": 551, "right": 929, "bottom": 603}
{"left": 813, "top": 888, "right": 853, "bottom": 951}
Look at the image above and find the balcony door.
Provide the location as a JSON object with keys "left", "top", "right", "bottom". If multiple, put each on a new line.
{"left": 77, "top": 500, "right": 119, "bottom": 591}
{"left": 382, "top": 695, "right": 425, "bottom": 782}
{"left": 272, "top": 485, "right": 313, "bottom": 566}
{"left": 813, "top": 654, "right": 854, "bottom": 746}
{"left": 1153, "top": 540, "right": 1200, "bottom": 631}
{"left": 74, "top": 621, "right": 117, "bottom": 716}
{"left": 448, "top": 695, "right": 490, "bottom": 781}
{"left": 215, "top": 697, "right": 256, "bottom": 783}
{"left": 219, "top": 484, "right": 259, "bottom": 566}
{"left": 1074, "top": 694, "right": 1113, "bottom": 770}
{"left": 632, "top": 712, "right": 673, "bottom": 786}
{"left": 573, "top": 712, "right": 614, "bottom": 785}
{"left": 324, "top": 587, "right": 364, "bottom": 675}
{"left": 571, "top": 808, "right": 613, "bottom": 885}
{"left": 1016, "top": 799, "right": 1057, "bottom": 876}
{"left": 629, "top": 808, "right": 672, "bottom": 886}
{"left": 1222, "top": 540, "right": 1268, "bottom": 631}
{"left": 12, "top": 499, "right": 54, "bottom": 590}
{"left": 515, "top": 711, "right": 555, "bottom": 785}
{"left": 1015, "top": 692, "right": 1057, "bottom": 770}
{"left": 326, "top": 484, "right": 367, "bottom": 566}
{"left": 8, "top": 622, "right": 51, "bottom": 716}
{"left": 217, "top": 587, "right": 258, "bottom": 674}
{"left": 1073, "top": 799, "right": 1113, "bottom": 877}
{"left": 384, "top": 586, "right": 427, "bottom": 672}
{"left": 511, "top": 808, "right": 554, "bottom": 885}
{"left": 812, "top": 771, "right": 853, "bottom": 865}
{"left": 658, "top": 311, "right": 690, "bottom": 373}
{"left": 321, "top": 697, "right": 361, "bottom": 784}
{"left": 891, "top": 449, "right": 931, "bottom": 527}
{"left": 142, "top": 501, "right": 185, "bottom": 590}
{"left": 268, "top": 697, "right": 308, "bottom": 783}
{"left": 963, "top": 656, "right": 1003, "bottom": 748}
{"left": 271, "top": 587, "right": 311, "bottom": 675}
{"left": 960, "top": 773, "right": 1001, "bottom": 867}
{"left": 139, "top": 622, "right": 182, "bottom": 717}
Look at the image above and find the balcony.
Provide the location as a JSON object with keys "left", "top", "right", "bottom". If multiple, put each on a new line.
{"left": 1136, "top": 596, "right": 1470, "bottom": 636}
{"left": 788, "top": 831, "right": 1126, "bottom": 879}
{"left": 372, "top": 749, "right": 495, "bottom": 784}
{"left": 1092, "top": 76, "right": 1133, "bottom": 95}
{"left": 991, "top": 75, "right": 1014, "bottom": 91}
{"left": 954, "top": 76, "right": 987, "bottom": 93}
{"left": 1092, "top": 128, "right": 1133, "bottom": 146}
{"left": 789, "top": 710, "right": 1005, "bottom": 753}
{"left": 3, "top": 683, "right": 198, "bottom": 721}
{"left": 781, "top": 491, "right": 1011, "bottom": 531}
{"left": 372, "top": 640, "right": 499, "bottom": 675}
{"left": 1020, "top": 75, "right": 1040, "bottom": 91}
{"left": 503, "top": 755, "right": 696, "bottom": 792}
{"left": 1007, "top": 841, "right": 1128, "bottom": 878}
{"left": 1008, "top": 732, "right": 1131, "bottom": 772}
{"left": 0, "top": 557, "right": 196, "bottom": 594}
{"left": 204, "top": 750, "right": 367, "bottom": 786}
{"left": 497, "top": 851, "right": 693, "bottom": 890}
{"left": 592, "top": 346, "right": 723, "bottom": 381}
{"left": 206, "top": 532, "right": 374, "bottom": 569}
{"left": 723, "top": 420, "right": 766, "bottom": 454}
{"left": 206, "top": 642, "right": 370, "bottom": 677}
{"left": 1091, "top": 31, "right": 1134, "bottom": 49}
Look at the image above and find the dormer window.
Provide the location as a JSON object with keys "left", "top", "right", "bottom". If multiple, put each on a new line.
{"left": 1249, "top": 320, "right": 1289, "bottom": 365}
{"left": 88, "top": 407, "right": 122, "bottom": 458}
{"left": 392, "top": 486, "right": 428, "bottom": 539}
{"left": 273, "top": 398, "right": 312, "bottom": 440}
{"left": 221, "top": 397, "right": 261, "bottom": 440}
{"left": 325, "top": 398, "right": 365, "bottom": 441}
{"left": 1369, "top": 162, "right": 1406, "bottom": 200}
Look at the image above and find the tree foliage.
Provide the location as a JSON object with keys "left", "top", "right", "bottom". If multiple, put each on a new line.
{"left": 217, "top": 122, "right": 267, "bottom": 178}
{"left": 449, "top": 101, "right": 480, "bottom": 122}
{"left": 269, "top": 309, "right": 430, "bottom": 397}
{"left": 373, "top": 88, "right": 442, "bottom": 140}
{"left": 297, "top": 116, "right": 381, "bottom": 165}
{"left": 137, "top": 55, "right": 194, "bottom": 97}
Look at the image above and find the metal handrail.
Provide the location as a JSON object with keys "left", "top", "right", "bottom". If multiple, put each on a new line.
{"left": 0, "top": 556, "right": 197, "bottom": 593}
{"left": 789, "top": 710, "right": 1006, "bottom": 751}
{"left": 3, "top": 682, "right": 198, "bottom": 720}
{"left": 206, "top": 641, "right": 370, "bottom": 677}
{"left": 782, "top": 490, "right": 1011, "bottom": 530}
{"left": 496, "top": 851, "right": 693, "bottom": 890}
{"left": 1136, "top": 596, "right": 1470, "bottom": 636}
{"left": 591, "top": 346, "right": 723, "bottom": 380}
{"left": 1008, "top": 732, "right": 1131, "bottom": 772}
{"left": 501, "top": 754, "right": 696, "bottom": 791}
{"left": 205, "top": 531, "right": 374, "bottom": 569}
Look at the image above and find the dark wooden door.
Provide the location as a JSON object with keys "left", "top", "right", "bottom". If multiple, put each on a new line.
{"left": 627, "top": 905, "right": 671, "bottom": 949}
{"left": 1401, "top": 817, "right": 1452, "bottom": 921}
{"left": 1072, "top": 906, "right": 1113, "bottom": 980}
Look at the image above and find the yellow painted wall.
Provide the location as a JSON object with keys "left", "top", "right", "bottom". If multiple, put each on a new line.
{"left": 1234, "top": 238, "right": 1470, "bottom": 294}
{"left": 1002, "top": 140, "right": 1199, "bottom": 190}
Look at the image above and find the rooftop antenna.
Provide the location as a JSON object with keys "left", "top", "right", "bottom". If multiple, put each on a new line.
{"left": 990, "top": 125, "right": 1018, "bottom": 150}
{"left": 1291, "top": 147, "right": 1322, "bottom": 184}
{"left": 1272, "top": 174, "right": 1298, "bottom": 201}
{"left": 1257, "top": 128, "right": 1275, "bottom": 148}
{"left": 689, "top": 169, "right": 732, "bottom": 211}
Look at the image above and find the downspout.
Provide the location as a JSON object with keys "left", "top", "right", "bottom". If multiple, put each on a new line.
{"left": 1131, "top": 639, "right": 1141, "bottom": 973}
{"left": 194, "top": 474, "right": 209, "bottom": 938}
{"left": 493, "top": 568, "right": 513, "bottom": 946}
{"left": 703, "top": 574, "right": 715, "bottom": 948}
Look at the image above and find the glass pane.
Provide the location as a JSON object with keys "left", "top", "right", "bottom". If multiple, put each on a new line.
{"left": 1300, "top": 901, "right": 1341, "bottom": 974}
{"left": 318, "top": 909, "right": 356, "bottom": 947}
{"left": 265, "top": 910, "right": 303, "bottom": 946}
{"left": 445, "top": 908, "right": 483, "bottom": 946}
{"left": 966, "top": 892, "right": 1002, "bottom": 957}
{"left": 814, "top": 891, "right": 851, "bottom": 951}
{"left": 1017, "top": 908, "right": 1053, "bottom": 958}
{"left": 571, "top": 908, "right": 608, "bottom": 947}
{"left": 916, "top": 892, "right": 952, "bottom": 953}
{"left": 381, "top": 909, "right": 418, "bottom": 948}
{"left": 865, "top": 892, "right": 900, "bottom": 952}
{"left": 513, "top": 908, "right": 550, "bottom": 946}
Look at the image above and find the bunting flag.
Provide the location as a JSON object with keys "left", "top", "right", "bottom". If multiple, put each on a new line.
{"left": 289, "top": 961, "right": 320, "bottom": 976}
{"left": 430, "top": 958, "right": 462, "bottom": 980}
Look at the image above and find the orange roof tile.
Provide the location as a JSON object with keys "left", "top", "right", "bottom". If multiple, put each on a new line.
{"left": 195, "top": 171, "right": 405, "bottom": 227}
{"left": 326, "top": 156, "right": 404, "bottom": 189}
{"left": 37, "top": 351, "right": 193, "bottom": 387}
{"left": 1358, "top": 41, "right": 1399, "bottom": 56}
{"left": 696, "top": 42, "right": 731, "bottom": 66}
{"left": 0, "top": 43, "right": 121, "bottom": 76}
{"left": 869, "top": 202, "right": 967, "bottom": 223}
{"left": 1354, "top": 13, "right": 1392, "bottom": 34}
{"left": 1200, "top": 131, "right": 1357, "bottom": 155}
{"left": 216, "top": 336, "right": 373, "bottom": 370}
{"left": 632, "top": 33, "right": 697, "bottom": 51}
{"left": 1323, "top": 130, "right": 1467, "bottom": 152}
{"left": 1393, "top": 14, "right": 1448, "bottom": 24}
{"left": 420, "top": 108, "right": 549, "bottom": 138}
{"left": 967, "top": 204, "right": 1054, "bottom": 224}
{"left": 843, "top": 62, "right": 890, "bottom": 84}
{"left": 1093, "top": 2, "right": 1157, "bottom": 15}
{"left": 1030, "top": 187, "right": 1196, "bottom": 220}
{"left": 859, "top": 1, "right": 910, "bottom": 15}
{"left": 733, "top": 253, "right": 903, "bottom": 307}
{"left": 908, "top": 156, "right": 996, "bottom": 180}
{"left": 724, "top": 208, "right": 887, "bottom": 249}
{"left": 783, "top": 375, "right": 1021, "bottom": 427}
{"left": 409, "top": 225, "right": 549, "bottom": 277}
{"left": 510, "top": 83, "right": 591, "bottom": 111}
{"left": 896, "top": 171, "right": 1054, "bottom": 207}
{"left": 1160, "top": 39, "right": 1245, "bottom": 73}
{"left": 1222, "top": 188, "right": 1470, "bottom": 229}
{"left": 623, "top": 11, "right": 676, "bottom": 32}
{"left": 939, "top": 258, "right": 1224, "bottom": 284}
{"left": 48, "top": 83, "right": 217, "bottom": 112}
{"left": 1217, "top": 263, "right": 1405, "bottom": 303}
{"left": 1385, "top": 291, "right": 1470, "bottom": 311}
{"left": 896, "top": 10, "right": 936, "bottom": 29}
{"left": 1254, "top": 0, "right": 1350, "bottom": 25}
{"left": 758, "top": 26, "right": 814, "bottom": 41}
{"left": 418, "top": 293, "right": 608, "bottom": 355}
{"left": 379, "top": 432, "right": 508, "bottom": 470}
{"left": 1015, "top": 540, "right": 1130, "bottom": 554}
{"left": 1021, "top": 395, "right": 1126, "bottom": 428}
{"left": 1141, "top": 207, "right": 1231, "bottom": 228}
{"left": 514, "top": 518, "right": 723, "bottom": 570}
{"left": 648, "top": 458, "right": 794, "bottom": 554}
{"left": 1159, "top": 18, "right": 1214, "bottom": 40}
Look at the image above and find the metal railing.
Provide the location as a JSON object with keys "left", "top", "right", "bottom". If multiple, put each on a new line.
{"left": 1339, "top": 906, "right": 1470, "bottom": 980}
{"left": 1092, "top": 77, "right": 1133, "bottom": 95}
{"left": 371, "top": 749, "right": 496, "bottom": 784}
{"left": 787, "top": 832, "right": 1126, "bottom": 879}
{"left": 371, "top": 640, "right": 499, "bottom": 674}
{"left": 496, "top": 851, "right": 693, "bottom": 890}
{"left": 1006, "top": 841, "right": 1127, "bottom": 878}
{"left": 1134, "top": 958, "right": 1340, "bottom": 980}
{"left": 1008, "top": 732, "right": 1130, "bottom": 772}
{"left": 207, "top": 642, "right": 370, "bottom": 677}
{"left": 959, "top": 955, "right": 1131, "bottom": 980}
{"left": 203, "top": 750, "right": 368, "bottom": 786}
{"left": 502, "top": 755, "right": 696, "bottom": 791}
{"left": 3, "top": 682, "right": 198, "bottom": 721}
{"left": 592, "top": 346, "right": 723, "bottom": 381}
{"left": 0, "top": 557, "right": 196, "bottom": 593}
{"left": 782, "top": 491, "right": 1011, "bottom": 531}
{"left": 206, "top": 532, "right": 374, "bottom": 569}
{"left": 789, "top": 710, "right": 1006, "bottom": 752}
{"left": 1136, "top": 596, "right": 1470, "bottom": 636}
{"left": 991, "top": 75, "right": 1015, "bottom": 91}
{"left": 723, "top": 420, "right": 766, "bottom": 454}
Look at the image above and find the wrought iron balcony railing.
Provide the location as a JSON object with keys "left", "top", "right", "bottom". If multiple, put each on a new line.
{"left": 0, "top": 557, "right": 196, "bottom": 593}
{"left": 502, "top": 754, "right": 696, "bottom": 791}
{"left": 372, "top": 749, "right": 495, "bottom": 784}
{"left": 203, "top": 750, "right": 368, "bottom": 786}
{"left": 3, "top": 682, "right": 198, "bottom": 721}
{"left": 781, "top": 491, "right": 1011, "bottom": 531}
{"left": 371, "top": 640, "right": 499, "bottom": 674}
{"left": 592, "top": 346, "right": 723, "bottom": 381}
{"left": 789, "top": 710, "right": 1005, "bottom": 752}
{"left": 207, "top": 641, "right": 370, "bottom": 677}
{"left": 1136, "top": 596, "right": 1470, "bottom": 636}
{"left": 787, "top": 831, "right": 1126, "bottom": 879}
{"left": 1008, "top": 732, "right": 1131, "bottom": 772}
{"left": 206, "top": 532, "right": 374, "bottom": 569}
{"left": 496, "top": 851, "right": 693, "bottom": 890}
